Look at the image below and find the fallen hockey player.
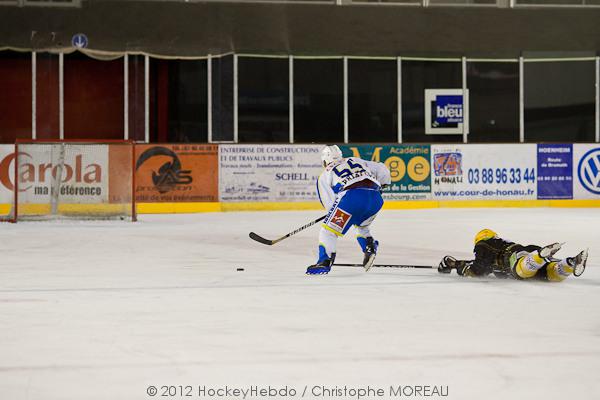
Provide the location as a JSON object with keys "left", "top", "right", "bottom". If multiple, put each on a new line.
{"left": 438, "top": 229, "right": 588, "bottom": 281}
{"left": 306, "top": 145, "right": 391, "bottom": 275}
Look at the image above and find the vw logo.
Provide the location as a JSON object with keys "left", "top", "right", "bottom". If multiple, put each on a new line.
{"left": 578, "top": 148, "right": 600, "bottom": 195}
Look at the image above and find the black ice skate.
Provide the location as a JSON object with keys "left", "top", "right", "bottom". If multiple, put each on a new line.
{"left": 568, "top": 249, "right": 588, "bottom": 277}
{"left": 363, "top": 237, "right": 378, "bottom": 272}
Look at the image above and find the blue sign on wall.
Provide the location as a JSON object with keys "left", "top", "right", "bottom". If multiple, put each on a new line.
{"left": 71, "top": 33, "right": 89, "bottom": 49}
{"left": 537, "top": 144, "right": 573, "bottom": 199}
{"left": 433, "top": 95, "right": 463, "bottom": 126}
{"left": 425, "top": 89, "right": 468, "bottom": 135}
{"left": 578, "top": 147, "right": 600, "bottom": 195}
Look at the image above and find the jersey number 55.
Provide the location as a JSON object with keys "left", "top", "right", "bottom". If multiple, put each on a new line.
{"left": 333, "top": 159, "right": 365, "bottom": 178}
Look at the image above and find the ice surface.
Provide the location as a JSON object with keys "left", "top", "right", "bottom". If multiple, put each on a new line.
{"left": 1, "top": 208, "right": 599, "bottom": 400}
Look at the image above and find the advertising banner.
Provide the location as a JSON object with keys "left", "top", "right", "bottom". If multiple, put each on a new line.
{"left": 219, "top": 145, "right": 322, "bottom": 202}
{"left": 0, "top": 143, "right": 110, "bottom": 205}
{"left": 573, "top": 144, "right": 600, "bottom": 199}
{"left": 537, "top": 144, "right": 573, "bottom": 200}
{"left": 339, "top": 145, "right": 431, "bottom": 201}
{"left": 431, "top": 144, "right": 537, "bottom": 200}
{"left": 135, "top": 144, "right": 218, "bottom": 202}
{"left": 425, "top": 89, "right": 469, "bottom": 135}
{"left": 0, "top": 145, "right": 14, "bottom": 214}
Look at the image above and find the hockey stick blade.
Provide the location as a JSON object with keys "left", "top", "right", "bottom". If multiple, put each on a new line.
{"left": 249, "top": 232, "right": 275, "bottom": 246}
{"left": 249, "top": 215, "right": 327, "bottom": 246}
{"left": 334, "top": 263, "right": 434, "bottom": 269}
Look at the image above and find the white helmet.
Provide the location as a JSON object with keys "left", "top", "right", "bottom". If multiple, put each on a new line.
{"left": 321, "top": 145, "right": 343, "bottom": 167}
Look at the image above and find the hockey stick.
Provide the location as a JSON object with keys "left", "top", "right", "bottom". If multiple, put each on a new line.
{"left": 334, "top": 263, "right": 435, "bottom": 269}
{"left": 249, "top": 215, "right": 327, "bottom": 246}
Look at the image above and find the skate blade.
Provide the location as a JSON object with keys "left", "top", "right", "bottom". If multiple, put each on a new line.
{"left": 540, "top": 242, "right": 565, "bottom": 258}
{"left": 573, "top": 249, "right": 588, "bottom": 277}
{"left": 363, "top": 254, "right": 376, "bottom": 272}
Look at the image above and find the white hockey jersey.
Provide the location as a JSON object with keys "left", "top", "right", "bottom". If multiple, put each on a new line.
{"left": 317, "top": 157, "right": 391, "bottom": 210}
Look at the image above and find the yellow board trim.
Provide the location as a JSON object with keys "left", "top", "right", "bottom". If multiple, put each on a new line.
{"left": 20, "top": 203, "right": 131, "bottom": 215}
{"left": 142, "top": 199, "right": 600, "bottom": 214}
{"left": 383, "top": 199, "right": 600, "bottom": 209}
{"left": 221, "top": 201, "right": 322, "bottom": 212}
{"left": 2, "top": 199, "right": 600, "bottom": 217}
{"left": 138, "top": 202, "right": 221, "bottom": 214}
{"left": 137, "top": 201, "right": 323, "bottom": 214}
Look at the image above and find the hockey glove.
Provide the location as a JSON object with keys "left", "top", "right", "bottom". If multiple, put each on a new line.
{"left": 438, "top": 255, "right": 456, "bottom": 274}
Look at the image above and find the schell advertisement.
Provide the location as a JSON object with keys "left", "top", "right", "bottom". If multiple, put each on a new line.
{"left": 339, "top": 145, "right": 431, "bottom": 201}
{"left": 219, "top": 145, "right": 323, "bottom": 202}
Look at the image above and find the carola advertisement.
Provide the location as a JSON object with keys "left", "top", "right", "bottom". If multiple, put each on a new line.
{"left": 0, "top": 143, "right": 110, "bottom": 205}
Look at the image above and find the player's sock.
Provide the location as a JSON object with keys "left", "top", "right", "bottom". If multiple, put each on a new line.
{"left": 546, "top": 259, "right": 574, "bottom": 282}
{"left": 515, "top": 251, "right": 548, "bottom": 279}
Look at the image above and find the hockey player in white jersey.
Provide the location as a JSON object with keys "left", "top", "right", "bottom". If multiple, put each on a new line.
{"left": 306, "top": 145, "right": 391, "bottom": 275}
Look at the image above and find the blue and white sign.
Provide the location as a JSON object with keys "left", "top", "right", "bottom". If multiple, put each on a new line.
{"left": 574, "top": 145, "right": 600, "bottom": 198}
{"left": 431, "top": 144, "right": 536, "bottom": 200}
{"left": 537, "top": 144, "right": 573, "bottom": 199}
{"left": 219, "top": 145, "right": 323, "bottom": 202}
{"left": 425, "top": 89, "right": 469, "bottom": 135}
{"left": 71, "top": 33, "right": 89, "bottom": 49}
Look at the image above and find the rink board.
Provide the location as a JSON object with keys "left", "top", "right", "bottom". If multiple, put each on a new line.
{"left": 2, "top": 143, "right": 600, "bottom": 214}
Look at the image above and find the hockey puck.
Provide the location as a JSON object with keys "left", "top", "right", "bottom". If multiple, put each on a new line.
{"left": 236, "top": 267, "right": 245, "bottom": 271}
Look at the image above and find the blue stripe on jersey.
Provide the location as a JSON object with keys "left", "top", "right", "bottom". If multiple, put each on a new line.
{"left": 316, "top": 177, "right": 324, "bottom": 207}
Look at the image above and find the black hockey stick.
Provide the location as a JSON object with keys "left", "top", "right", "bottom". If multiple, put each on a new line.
{"left": 334, "top": 263, "right": 435, "bottom": 269}
{"left": 249, "top": 215, "right": 327, "bottom": 246}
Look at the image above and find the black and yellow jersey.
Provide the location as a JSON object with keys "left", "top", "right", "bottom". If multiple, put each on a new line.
{"left": 470, "top": 238, "right": 541, "bottom": 278}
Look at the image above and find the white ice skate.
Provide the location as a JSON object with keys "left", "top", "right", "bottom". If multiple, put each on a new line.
{"left": 569, "top": 249, "right": 588, "bottom": 277}
{"left": 539, "top": 242, "right": 564, "bottom": 259}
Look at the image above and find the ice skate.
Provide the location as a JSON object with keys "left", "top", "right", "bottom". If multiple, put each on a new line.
{"left": 306, "top": 259, "right": 332, "bottom": 275}
{"left": 568, "top": 249, "right": 588, "bottom": 277}
{"left": 538, "top": 242, "right": 564, "bottom": 259}
{"left": 306, "top": 249, "right": 335, "bottom": 275}
{"left": 362, "top": 237, "right": 378, "bottom": 272}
